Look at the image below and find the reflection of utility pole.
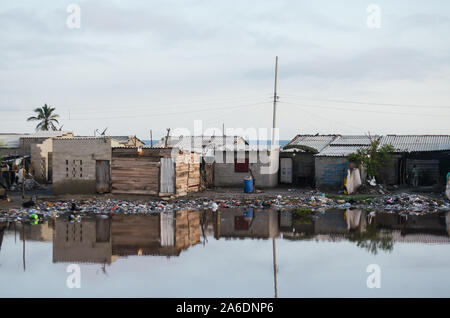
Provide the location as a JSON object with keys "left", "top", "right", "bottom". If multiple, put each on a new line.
{"left": 214, "top": 210, "right": 221, "bottom": 240}
{"left": 200, "top": 211, "right": 208, "bottom": 246}
{"left": 272, "top": 237, "right": 278, "bottom": 298}
{"left": 22, "top": 223, "right": 26, "bottom": 272}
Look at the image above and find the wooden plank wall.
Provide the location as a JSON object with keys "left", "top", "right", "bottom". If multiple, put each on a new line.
{"left": 175, "top": 153, "right": 200, "bottom": 196}
{"left": 111, "top": 148, "right": 199, "bottom": 197}
{"left": 111, "top": 156, "right": 160, "bottom": 195}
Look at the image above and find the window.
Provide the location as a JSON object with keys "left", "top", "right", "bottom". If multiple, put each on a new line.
{"left": 234, "top": 158, "right": 249, "bottom": 173}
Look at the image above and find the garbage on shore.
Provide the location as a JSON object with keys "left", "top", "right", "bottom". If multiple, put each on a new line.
{"left": 1, "top": 190, "right": 449, "bottom": 223}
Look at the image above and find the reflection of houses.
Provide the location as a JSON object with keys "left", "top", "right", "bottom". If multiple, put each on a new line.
{"left": 0, "top": 222, "right": 6, "bottom": 252}
{"left": 52, "top": 211, "right": 201, "bottom": 263}
{"left": 112, "top": 211, "right": 200, "bottom": 257}
{"left": 374, "top": 212, "right": 448, "bottom": 235}
{"left": 20, "top": 221, "right": 53, "bottom": 241}
{"left": 214, "top": 209, "right": 279, "bottom": 239}
{"left": 53, "top": 216, "right": 116, "bottom": 264}
{"left": 280, "top": 210, "right": 450, "bottom": 244}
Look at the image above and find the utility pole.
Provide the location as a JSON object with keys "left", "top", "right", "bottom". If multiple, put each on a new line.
{"left": 150, "top": 130, "right": 153, "bottom": 147}
{"left": 164, "top": 128, "right": 171, "bottom": 148}
{"left": 272, "top": 56, "right": 279, "bottom": 147}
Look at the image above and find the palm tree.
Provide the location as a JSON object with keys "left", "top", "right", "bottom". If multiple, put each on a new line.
{"left": 27, "top": 104, "right": 60, "bottom": 131}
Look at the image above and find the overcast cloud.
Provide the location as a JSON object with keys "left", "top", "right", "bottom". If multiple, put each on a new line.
{"left": 1, "top": 0, "right": 449, "bottom": 139}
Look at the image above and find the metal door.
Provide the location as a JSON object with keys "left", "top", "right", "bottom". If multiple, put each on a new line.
{"left": 280, "top": 158, "right": 293, "bottom": 184}
{"left": 160, "top": 158, "right": 175, "bottom": 194}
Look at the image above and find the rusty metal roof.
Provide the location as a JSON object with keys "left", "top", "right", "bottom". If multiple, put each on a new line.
{"left": 379, "top": 135, "right": 450, "bottom": 153}
{"left": 284, "top": 135, "right": 339, "bottom": 152}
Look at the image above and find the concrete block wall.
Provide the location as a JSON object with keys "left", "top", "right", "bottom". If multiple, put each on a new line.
{"left": 30, "top": 138, "right": 53, "bottom": 183}
{"left": 20, "top": 137, "right": 51, "bottom": 156}
{"left": 315, "top": 157, "right": 349, "bottom": 189}
{"left": 53, "top": 138, "right": 112, "bottom": 194}
{"left": 213, "top": 150, "right": 278, "bottom": 188}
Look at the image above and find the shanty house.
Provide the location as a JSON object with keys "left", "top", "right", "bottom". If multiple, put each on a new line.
{"left": 280, "top": 135, "right": 339, "bottom": 186}
{"left": 111, "top": 147, "right": 200, "bottom": 196}
{"left": 211, "top": 145, "right": 279, "bottom": 188}
{"left": 378, "top": 135, "right": 450, "bottom": 187}
{"left": 314, "top": 135, "right": 377, "bottom": 189}
{"left": 0, "top": 131, "right": 73, "bottom": 158}
{"left": 52, "top": 137, "right": 121, "bottom": 194}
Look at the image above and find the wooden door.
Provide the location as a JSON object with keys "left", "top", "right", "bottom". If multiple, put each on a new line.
{"left": 96, "top": 160, "right": 111, "bottom": 193}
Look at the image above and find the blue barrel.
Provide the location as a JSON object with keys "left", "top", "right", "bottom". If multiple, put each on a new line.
{"left": 244, "top": 178, "right": 253, "bottom": 193}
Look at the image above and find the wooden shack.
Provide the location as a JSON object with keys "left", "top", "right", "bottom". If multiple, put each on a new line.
{"left": 111, "top": 147, "right": 200, "bottom": 196}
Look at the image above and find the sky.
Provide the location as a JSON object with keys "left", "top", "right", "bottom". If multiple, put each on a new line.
{"left": 1, "top": 0, "right": 450, "bottom": 140}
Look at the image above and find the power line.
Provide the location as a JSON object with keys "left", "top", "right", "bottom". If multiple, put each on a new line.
{"left": 280, "top": 101, "right": 450, "bottom": 118}
{"left": 0, "top": 95, "right": 271, "bottom": 113}
{"left": 1, "top": 101, "right": 272, "bottom": 122}
{"left": 282, "top": 93, "right": 450, "bottom": 109}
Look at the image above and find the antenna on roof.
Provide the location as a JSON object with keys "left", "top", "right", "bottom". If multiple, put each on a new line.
{"left": 95, "top": 127, "right": 108, "bottom": 136}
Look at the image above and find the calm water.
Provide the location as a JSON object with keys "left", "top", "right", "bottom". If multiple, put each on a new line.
{"left": 1, "top": 209, "right": 450, "bottom": 298}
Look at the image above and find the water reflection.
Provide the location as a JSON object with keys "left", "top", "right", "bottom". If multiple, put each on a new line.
{"left": 1, "top": 209, "right": 450, "bottom": 263}
{"left": 1, "top": 209, "right": 450, "bottom": 297}
{"left": 281, "top": 209, "right": 450, "bottom": 251}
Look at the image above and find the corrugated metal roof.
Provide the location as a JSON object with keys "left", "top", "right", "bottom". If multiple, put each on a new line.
{"left": 110, "top": 136, "right": 132, "bottom": 142}
{"left": 380, "top": 135, "right": 450, "bottom": 152}
{"left": 0, "top": 135, "right": 21, "bottom": 148}
{"left": 0, "top": 131, "right": 72, "bottom": 148}
{"left": 315, "top": 145, "right": 368, "bottom": 157}
{"left": 19, "top": 131, "right": 72, "bottom": 138}
{"left": 284, "top": 135, "right": 338, "bottom": 152}
{"left": 330, "top": 135, "right": 378, "bottom": 146}
{"left": 109, "top": 136, "right": 144, "bottom": 144}
{"left": 155, "top": 136, "right": 248, "bottom": 153}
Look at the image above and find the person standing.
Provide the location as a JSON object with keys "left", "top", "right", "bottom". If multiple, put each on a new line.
{"left": 411, "top": 165, "right": 419, "bottom": 188}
